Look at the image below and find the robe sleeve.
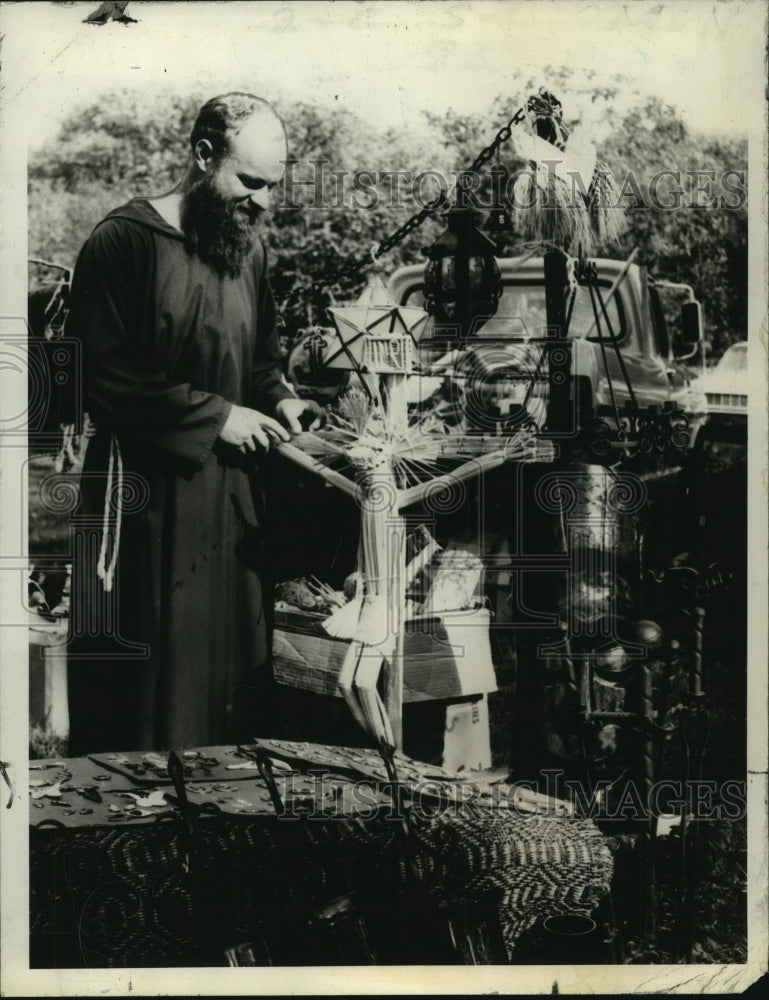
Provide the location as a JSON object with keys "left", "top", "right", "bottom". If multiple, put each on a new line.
{"left": 250, "top": 241, "right": 294, "bottom": 414}
{"left": 69, "top": 218, "right": 231, "bottom": 469}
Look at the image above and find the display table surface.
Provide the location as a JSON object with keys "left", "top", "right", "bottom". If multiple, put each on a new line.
{"left": 30, "top": 739, "right": 613, "bottom": 967}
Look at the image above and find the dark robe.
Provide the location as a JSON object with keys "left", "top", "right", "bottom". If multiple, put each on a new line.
{"left": 66, "top": 199, "right": 293, "bottom": 754}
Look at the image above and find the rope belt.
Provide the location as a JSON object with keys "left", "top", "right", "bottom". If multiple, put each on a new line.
{"left": 96, "top": 432, "right": 123, "bottom": 592}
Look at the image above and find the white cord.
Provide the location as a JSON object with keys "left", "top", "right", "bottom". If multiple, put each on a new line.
{"left": 96, "top": 432, "right": 123, "bottom": 592}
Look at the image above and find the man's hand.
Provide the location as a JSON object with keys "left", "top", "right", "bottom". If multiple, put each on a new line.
{"left": 275, "top": 397, "right": 325, "bottom": 434}
{"left": 219, "top": 404, "right": 291, "bottom": 452}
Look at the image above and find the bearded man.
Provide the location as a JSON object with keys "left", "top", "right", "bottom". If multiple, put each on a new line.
{"left": 66, "top": 94, "right": 321, "bottom": 754}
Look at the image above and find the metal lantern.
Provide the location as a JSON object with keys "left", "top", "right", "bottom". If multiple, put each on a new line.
{"left": 422, "top": 200, "right": 502, "bottom": 339}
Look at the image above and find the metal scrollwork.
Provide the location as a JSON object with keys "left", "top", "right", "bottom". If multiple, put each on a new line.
{"left": 636, "top": 404, "right": 691, "bottom": 455}
{"left": 583, "top": 404, "right": 690, "bottom": 460}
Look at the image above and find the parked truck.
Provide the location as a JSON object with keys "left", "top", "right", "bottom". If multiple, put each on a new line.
{"left": 386, "top": 254, "right": 708, "bottom": 447}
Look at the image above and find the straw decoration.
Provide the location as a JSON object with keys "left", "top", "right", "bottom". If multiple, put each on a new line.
{"left": 512, "top": 166, "right": 593, "bottom": 254}
{"left": 587, "top": 159, "right": 626, "bottom": 248}
{"left": 507, "top": 89, "right": 626, "bottom": 254}
{"left": 296, "top": 304, "right": 557, "bottom": 744}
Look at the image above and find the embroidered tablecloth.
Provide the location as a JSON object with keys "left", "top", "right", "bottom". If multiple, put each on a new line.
{"left": 29, "top": 740, "right": 613, "bottom": 966}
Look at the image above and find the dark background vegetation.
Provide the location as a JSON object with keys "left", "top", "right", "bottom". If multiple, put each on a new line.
{"left": 28, "top": 66, "right": 747, "bottom": 358}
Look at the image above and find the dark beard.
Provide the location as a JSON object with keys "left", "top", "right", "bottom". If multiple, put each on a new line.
{"left": 180, "top": 173, "right": 259, "bottom": 279}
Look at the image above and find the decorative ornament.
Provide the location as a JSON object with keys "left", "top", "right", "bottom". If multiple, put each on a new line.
{"left": 583, "top": 403, "right": 691, "bottom": 461}
{"left": 504, "top": 88, "right": 625, "bottom": 253}
{"left": 325, "top": 278, "right": 429, "bottom": 376}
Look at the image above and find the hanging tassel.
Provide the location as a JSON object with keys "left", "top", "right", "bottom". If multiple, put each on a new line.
{"left": 512, "top": 165, "right": 593, "bottom": 253}
{"left": 507, "top": 88, "right": 625, "bottom": 253}
{"left": 587, "top": 159, "right": 626, "bottom": 248}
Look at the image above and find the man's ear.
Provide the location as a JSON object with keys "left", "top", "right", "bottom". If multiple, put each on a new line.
{"left": 193, "top": 138, "right": 215, "bottom": 171}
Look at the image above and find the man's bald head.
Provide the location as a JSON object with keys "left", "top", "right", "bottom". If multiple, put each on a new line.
{"left": 182, "top": 94, "right": 287, "bottom": 279}
{"left": 190, "top": 93, "right": 286, "bottom": 161}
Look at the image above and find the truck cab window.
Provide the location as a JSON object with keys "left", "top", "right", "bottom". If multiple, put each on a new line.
{"left": 403, "top": 282, "right": 625, "bottom": 342}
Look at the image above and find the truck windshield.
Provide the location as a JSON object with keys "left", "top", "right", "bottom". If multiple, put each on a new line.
{"left": 403, "top": 283, "right": 625, "bottom": 342}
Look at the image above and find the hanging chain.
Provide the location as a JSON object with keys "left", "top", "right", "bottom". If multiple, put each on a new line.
{"left": 274, "top": 107, "right": 528, "bottom": 309}
{"left": 465, "top": 107, "right": 527, "bottom": 175}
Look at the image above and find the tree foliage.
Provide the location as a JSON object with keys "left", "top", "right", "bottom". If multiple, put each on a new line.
{"left": 28, "top": 77, "right": 747, "bottom": 354}
{"left": 601, "top": 98, "right": 747, "bottom": 358}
